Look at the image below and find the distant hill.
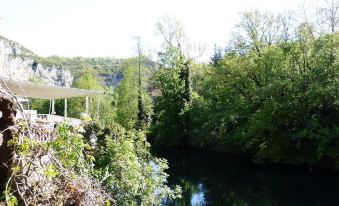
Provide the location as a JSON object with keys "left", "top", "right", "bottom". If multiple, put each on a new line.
{"left": 36, "top": 56, "right": 124, "bottom": 87}
{"left": 0, "top": 34, "right": 35, "bottom": 56}
{"left": 0, "top": 34, "right": 123, "bottom": 87}
{"left": 0, "top": 35, "right": 73, "bottom": 86}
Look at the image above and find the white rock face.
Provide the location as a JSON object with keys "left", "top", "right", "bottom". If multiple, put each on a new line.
{"left": 0, "top": 35, "right": 73, "bottom": 86}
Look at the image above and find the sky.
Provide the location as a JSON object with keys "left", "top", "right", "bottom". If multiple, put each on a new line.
{"left": 0, "top": 0, "right": 324, "bottom": 61}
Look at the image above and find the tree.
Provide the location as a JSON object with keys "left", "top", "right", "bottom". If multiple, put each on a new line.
{"left": 67, "top": 66, "right": 102, "bottom": 119}
{"left": 150, "top": 15, "right": 196, "bottom": 145}
{"left": 189, "top": 9, "right": 339, "bottom": 169}
{"left": 210, "top": 44, "right": 223, "bottom": 67}
{"left": 316, "top": 0, "right": 339, "bottom": 33}
{"left": 134, "top": 37, "right": 149, "bottom": 130}
{"left": 229, "top": 10, "right": 285, "bottom": 56}
{"left": 115, "top": 58, "right": 152, "bottom": 130}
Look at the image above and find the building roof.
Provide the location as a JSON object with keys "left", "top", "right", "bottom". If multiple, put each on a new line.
{"left": 0, "top": 78, "right": 104, "bottom": 99}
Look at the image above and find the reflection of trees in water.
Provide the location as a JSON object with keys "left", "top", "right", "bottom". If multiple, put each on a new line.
{"left": 157, "top": 148, "right": 339, "bottom": 206}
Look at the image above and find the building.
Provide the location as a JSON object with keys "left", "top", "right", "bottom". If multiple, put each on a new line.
{"left": 0, "top": 78, "right": 103, "bottom": 126}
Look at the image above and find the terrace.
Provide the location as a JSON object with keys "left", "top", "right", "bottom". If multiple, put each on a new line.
{"left": 0, "top": 78, "right": 104, "bottom": 126}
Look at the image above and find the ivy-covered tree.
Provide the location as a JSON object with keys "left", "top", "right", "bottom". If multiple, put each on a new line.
{"left": 115, "top": 58, "right": 152, "bottom": 130}
{"left": 135, "top": 37, "right": 149, "bottom": 130}
{"left": 151, "top": 15, "right": 195, "bottom": 146}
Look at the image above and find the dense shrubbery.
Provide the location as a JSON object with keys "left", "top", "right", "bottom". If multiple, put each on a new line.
{"left": 83, "top": 122, "right": 181, "bottom": 205}
{"left": 2, "top": 120, "right": 180, "bottom": 205}
{"left": 2, "top": 121, "right": 110, "bottom": 206}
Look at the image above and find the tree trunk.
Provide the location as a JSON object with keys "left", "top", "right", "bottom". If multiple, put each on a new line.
{"left": 0, "top": 91, "right": 16, "bottom": 192}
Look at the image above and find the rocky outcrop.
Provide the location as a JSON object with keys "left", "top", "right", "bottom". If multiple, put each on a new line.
{"left": 99, "top": 73, "right": 123, "bottom": 87}
{"left": 0, "top": 35, "right": 73, "bottom": 86}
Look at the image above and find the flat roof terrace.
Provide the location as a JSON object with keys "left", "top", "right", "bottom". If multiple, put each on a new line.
{"left": 0, "top": 78, "right": 104, "bottom": 99}
{"left": 0, "top": 78, "right": 104, "bottom": 122}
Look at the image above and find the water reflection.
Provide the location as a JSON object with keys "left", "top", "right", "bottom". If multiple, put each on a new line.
{"left": 154, "top": 148, "right": 339, "bottom": 206}
{"left": 190, "top": 184, "right": 206, "bottom": 205}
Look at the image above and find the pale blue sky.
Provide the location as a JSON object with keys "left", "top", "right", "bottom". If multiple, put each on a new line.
{"left": 0, "top": 0, "right": 323, "bottom": 61}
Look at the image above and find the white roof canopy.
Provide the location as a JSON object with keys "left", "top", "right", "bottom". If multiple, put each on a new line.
{"left": 0, "top": 79, "right": 104, "bottom": 99}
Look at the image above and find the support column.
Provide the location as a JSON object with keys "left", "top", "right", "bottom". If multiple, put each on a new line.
{"left": 96, "top": 94, "right": 101, "bottom": 118}
{"left": 85, "top": 96, "right": 89, "bottom": 114}
{"left": 64, "top": 98, "right": 67, "bottom": 117}
{"left": 51, "top": 100, "right": 55, "bottom": 114}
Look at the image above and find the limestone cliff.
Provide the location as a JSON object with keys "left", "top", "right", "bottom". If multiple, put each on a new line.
{"left": 0, "top": 35, "right": 73, "bottom": 86}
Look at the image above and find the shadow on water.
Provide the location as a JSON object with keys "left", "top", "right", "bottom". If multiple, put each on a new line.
{"left": 153, "top": 148, "right": 339, "bottom": 206}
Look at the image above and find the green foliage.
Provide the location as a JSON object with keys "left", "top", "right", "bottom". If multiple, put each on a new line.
{"left": 5, "top": 121, "right": 114, "bottom": 205}
{"left": 8, "top": 121, "right": 173, "bottom": 204}
{"left": 30, "top": 99, "right": 50, "bottom": 114}
{"left": 68, "top": 66, "right": 103, "bottom": 118}
{"left": 28, "top": 76, "right": 44, "bottom": 83}
{"left": 114, "top": 58, "right": 152, "bottom": 130}
{"left": 148, "top": 11, "right": 339, "bottom": 169}
{"left": 151, "top": 46, "right": 192, "bottom": 146}
{"left": 35, "top": 56, "right": 122, "bottom": 76}
{"left": 190, "top": 30, "right": 339, "bottom": 167}
{"left": 50, "top": 123, "right": 88, "bottom": 169}
{"left": 30, "top": 66, "right": 117, "bottom": 125}
{"left": 150, "top": 16, "right": 194, "bottom": 146}
{"left": 2, "top": 190, "right": 18, "bottom": 206}
{"left": 84, "top": 122, "right": 181, "bottom": 205}
{"left": 44, "top": 165, "right": 59, "bottom": 181}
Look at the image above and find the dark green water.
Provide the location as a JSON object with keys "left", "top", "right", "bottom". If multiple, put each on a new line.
{"left": 154, "top": 148, "right": 339, "bottom": 206}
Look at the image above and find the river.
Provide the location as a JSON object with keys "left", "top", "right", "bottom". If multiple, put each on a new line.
{"left": 154, "top": 148, "right": 339, "bottom": 206}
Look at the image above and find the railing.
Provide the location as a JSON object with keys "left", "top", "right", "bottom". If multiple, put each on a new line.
{"left": 16, "top": 111, "right": 82, "bottom": 126}
{"left": 35, "top": 114, "right": 82, "bottom": 126}
{"left": 15, "top": 112, "right": 83, "bottom": 143}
